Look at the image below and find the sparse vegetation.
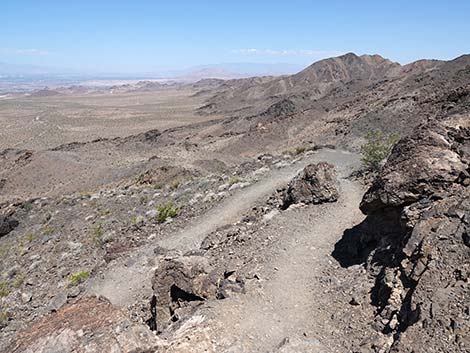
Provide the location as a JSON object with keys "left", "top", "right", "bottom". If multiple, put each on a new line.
{"left": 228, "top": 176, "right": 242, "bottom": 186}
{"left": 22, "top": 202, "right": 33, "bottom": 212}
{"left": 13, "top": 273, "right": 26, "bottom": 288}
{"left": 91, "top": 224, "right": 104, "bottom": 246}
{"left": 156, "top": 202, "right": 180, "bottom": 223}
{"left": 283, "top": 145, "right": 309, "bottom": 156}
{"left": 0, "top": 311, "right": 8, "bottom": 327}
{"left": 25, "top": 232, "right": 36, "bottom": 242}
{"left": 140, "top": 195, "right": 148, "bottom": 205}
{"left": 100, "top": 208, "right": 111, "bottom": 216}
{"left": 42, "top": 226, "right": 54, "bottom": 236}
{"left": 169, "top": 179, "right": 181, "bottom": 190}
{"left": 0, "top": 246, "right": 9, "bottom": 257}
{"left": 67, "top": 270, "right": 90, "bottom": 287}
{"left": 0, "top": 281, "right": 10, "bottom": 298}
{"left": 360, "top": 131, "right": 400, "bottom": 170}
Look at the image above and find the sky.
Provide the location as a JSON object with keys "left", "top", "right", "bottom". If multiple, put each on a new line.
{"left": 1, "top": 0, "right": 469, "bottom": 74}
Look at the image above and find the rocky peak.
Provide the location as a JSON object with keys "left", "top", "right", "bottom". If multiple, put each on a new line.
{"left": 293, "top": 52, "right": 400, "bottom": 83}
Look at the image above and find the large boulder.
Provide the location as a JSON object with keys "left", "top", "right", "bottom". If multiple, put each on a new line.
{"left": 360, "top": 120, "right": 469, "bottom": 214}
{"left": 282, "top": 162, "right": 339, "bottom": 209}
{"left": 151, "top": 255, "right": 219, "bottom": 330}
{"left": 0, "top": 215, "right": 18, "bottom": 237}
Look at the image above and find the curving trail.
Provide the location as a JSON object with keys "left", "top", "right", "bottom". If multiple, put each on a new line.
{"left": 205, "top": 177, "right": 365, "bottom": 352}
{"left": 88, "top": 149, "right": 361, "bottom": 318}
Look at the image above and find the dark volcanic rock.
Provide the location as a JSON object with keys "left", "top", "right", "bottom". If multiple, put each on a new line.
{"left": 0, "top": 215, "right": 18, "bottom": 237}
{"left": 151, "top": 255, "right": 219, "bottom": 330}
{"left": 360, "top": 121, "right": 468, "bottom": 214}
{"left": 337, "top": 117, "right": 470, "bottom": 352}
{"left": 282, "top": 162, "right": 339, "bottom": 209}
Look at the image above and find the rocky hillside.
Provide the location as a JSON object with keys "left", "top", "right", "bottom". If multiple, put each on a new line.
{"left": 0, "top": 52, "right": 469, "bottom": 352}
{"left": 200, "top": 53, "right": 401, "bottom": 116}
{"left": 335, "top": 115, "right": 469, "bottom": 352}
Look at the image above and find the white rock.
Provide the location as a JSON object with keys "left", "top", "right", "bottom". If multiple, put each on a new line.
{"left": 203, "top": 192, "right": 216, "bottom": 202}
{"left": 262, "top": 209, "right": 280, "bottom": 222}
{"left": 218, "top": 183, "right": 229, "bottom": 191}
{"left": 146, "top": 209, "right": 158, "bottom": 218}
{"left": 274, "top": 161, "right": 290, "bottom": 169}
{"left": 229, "top": 182, "right": 251, "bottom": 191}
{"left": 252, "top": 166, "right": 270, "bottom": 177}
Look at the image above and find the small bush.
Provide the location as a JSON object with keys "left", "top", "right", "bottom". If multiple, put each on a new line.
{"left": 0, "top": 311, "right": 9, "bottom": 327}
{"left": 67, "top": 270, "right": 90, "bottom": 287}
{"left": 361, "top": 131, "right": 400, "bottom": 170}
{"left": 25, "top": 233, "right": 35, "bottom": 242}
{"left": 22, "top": 202, "right": 33, "bottom": 212}
{"left": 156, "top": 202, "right": 180, "bottom": 223}
{"left": 13, "top": 273, "right": 25, "bottom": 288}
{"left": 0, "top": 282, "right": 10, "bottom": 298}
{"left": 91, "top": 224, "right": 104, "bottom": 246}
{"left": 283, "top": 145, "right": 308, "bottom": 156}
{"left": 228, "top": 176, "right": 242, "bottom": 186}
{"left": 42, "top": 226, "right": 54, "bottom": 236}
{"left": 169, "top": 179, "right": 181, "bottom": 190}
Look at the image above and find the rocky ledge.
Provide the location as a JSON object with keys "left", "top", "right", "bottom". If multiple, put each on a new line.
{"left": 335, "top": 115, "right": 469, "bottom": 352}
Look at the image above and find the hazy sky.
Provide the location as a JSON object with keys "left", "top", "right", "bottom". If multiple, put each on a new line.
{"left": 1, "top": 0, "right": 469, "bottom": 73}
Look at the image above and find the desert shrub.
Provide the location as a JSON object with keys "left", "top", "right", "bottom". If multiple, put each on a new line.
{"left": 156, "top": 202, "right": 180, "bottom": 223}
{"left": 13, "top": 273, "right": 26, "bottom": 288}
{"left": 25, "top": 233, "right": 35, "bottom": 242}
{"left": 91, "top": 224, "right": 104, "bottom": 246}
{"left": 361, "top": 131, "right": 400, "bottom": 170}
{"left": 67, "top": 270, "right": 90, "bottom": 287}
{"left": 228, "top": 176, "right": 242, "bottom": 186}
{"left": 283, "top": 145, "right": 308, "bottom": 156}
{"left": 0, "top": 282, "right": 10, "bottom": 298}
{"left": 42, "top": 226, "right": 54, "bottom": 236}
{"left": 169, "top": 179, "right": 181, "bottom": 190}
{"left": 0, "top": 311, "right": 9, "bottom": 328}
{"left": 22, "top": 202, "right": 33, "bottom": 212}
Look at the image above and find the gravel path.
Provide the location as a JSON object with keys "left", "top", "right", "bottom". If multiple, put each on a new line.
{"left": 205, "top": 177, "right": 365, "bottom": 352}
{"left": 88, "top": 149, "right": 361, "bottom": 310}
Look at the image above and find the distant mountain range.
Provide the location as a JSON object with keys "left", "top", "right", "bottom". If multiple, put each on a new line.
{"left": 0, "top": 62, "right": 303, "bottom": 79}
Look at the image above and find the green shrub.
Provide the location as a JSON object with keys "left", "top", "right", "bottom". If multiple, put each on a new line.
{"left": 169, "top": 179, "right": 181, "bottom": 190}
{"left": 42, "top": 226, "right": 54, "bottom": 236}
{"left": 228, "top": 176, "right": 242, "bottom": 186}
{"left": 91, "top": 224, "right": 104, "bottom": 246}
{"left": 283, "top": 145, "right": 308, "bottom": 156}
{"left": 23, "top": 202, "right": 33, "bottom": 212}
{"left": 156, "top": 202, "right": 180, "bottom": 223}
{"left": 67, "top": 270, "right": 90, "bottom": 287}
{"left": 0, "top": 311, "right": 9, "bottom": 327}
{"left": 0, "top": 282, "right": 10, "bottom": 298}
{"left": 361, "top": 131, "right": 400, "bottom": 170}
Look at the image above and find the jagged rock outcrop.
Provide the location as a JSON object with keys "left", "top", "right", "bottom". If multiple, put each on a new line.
{"left": 282, "top": 162, "right": 339, "bottom": 209}
{"left": 151, "top": 256, "right": 219, "bottom": 331}
{"left": 353, "top": 117, "right": 469, "bottom": 352}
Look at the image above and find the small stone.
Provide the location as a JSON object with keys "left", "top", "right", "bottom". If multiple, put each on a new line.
{"left": 49, "top": 292, "right": 68, "bottom": 312}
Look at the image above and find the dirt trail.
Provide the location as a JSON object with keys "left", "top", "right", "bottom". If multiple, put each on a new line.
{"left": 205, "top": 178, "right": 365, "bottom": 352}
{"left": 88, "top": 149, "right": 360, "bottom": 309}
